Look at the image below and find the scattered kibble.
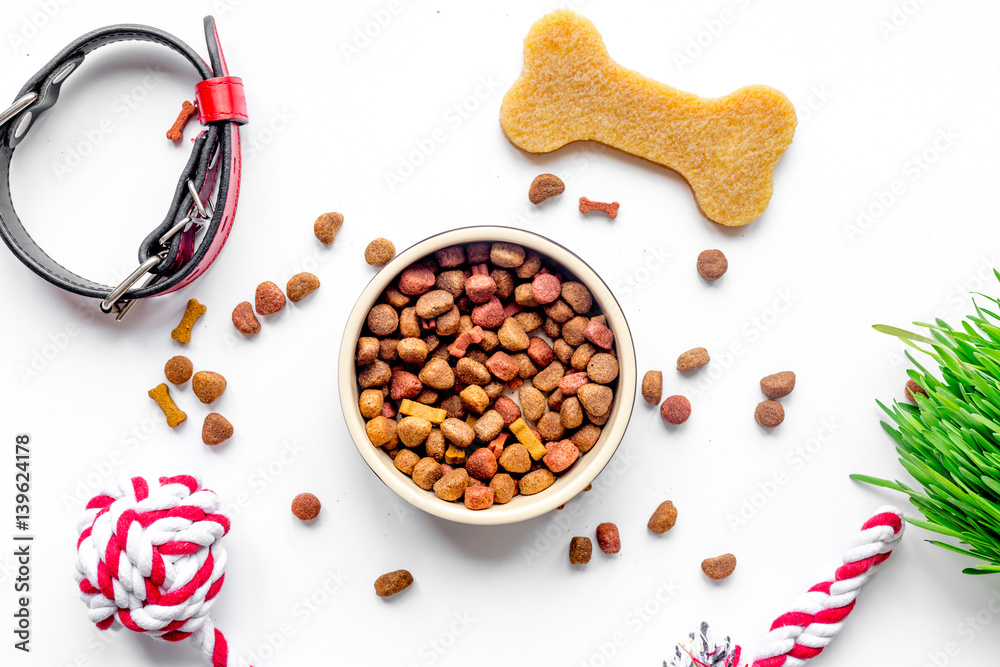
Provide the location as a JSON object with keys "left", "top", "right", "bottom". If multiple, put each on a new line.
{"left": 291, "top": 492, "right": 321, "bottom": 521}
{"left": 660, "top": 395, "right": 691, "bottom": 425}
{"left": 596, "top": 522, "right": 621, "bottom": 554}
{"left": 231, "top": 301, "right": 261, "bottom": 335}
{"left": 286, "top": 272, "right": 320, "bottom": 302}
{"left": 579, "top": 196, "right": 619, "bottom": 218}
{"left": 374, "top": 569, "right": 414, "bottom": 597}
{"left": 365, "top": 238, "right": 396, "bottom": 266}
{"left": 528, "top": 173, "right": 566, "bottom": 204}
{"left": 313, "top": 211, "right": 343, "bottom": 245}
{"left": 569, "top": 536, "right": 593, "bottom": 564}
{"left": 648, "top": 500, "right": 678, "bottom": 534}
{"left": 760, "top": 371, "right": 796, "bottom": 399}
{"left": 192, "top": 370, "right": 227, "bottom": 404}
{"left": 697, "top": 249, "right": 728, "bottom": 281}
{"left": 642, "top": 370, "right": 663, "bottom": 405}
{"left": 163, "top": 355, "right": 193, "bottom": 384}
{"left": 255, "top": 281, "right": 286, "bottom": 316}
{"left": 701, "top": 554, "right": 737, "bottom": 580}
{"left": 755, "top": 400, "right": 785, "bottom": 429}
{"left": 148, "top": 383, "right": 186, "bottom": 428}
{"left": 171, "top": 298, "right": 207, "bottom": 344}
{"left": 676, "top": 347, "right": 710, "bottom": 372}
{"left": 202, "top": 413, "right": 233, "bottom": 446}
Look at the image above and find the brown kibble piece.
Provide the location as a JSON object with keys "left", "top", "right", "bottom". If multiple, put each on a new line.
{"left": 192, "top": 371, "right": 227, "bottom": 404}
{"left": 519, "top": 468, "right": 555, "bottom": 495}
{"left": 660, "top": 395, "right": 691, "bottom": 425}
{"left": 528, "top": 173, "right": 565, "bottom": 204}
{"left": 419, "top": 357, "right": 456, "bottom": 390}
{"left": 697, "top": 249, "right": 728, "bottom": 281}
{"left": 490, "top": 473, "right": 518, "bottom": 504}
{"left": 571, "top": 424, "right": 601, "bottom": 453}
{"left": 148, "top": 383, "right": 186, "bottom": 428}
{"left": 415, "top": 290, "right": 455, "bottom": 319}
{"left": 440, "top": 418, "right": 475, "bottom": 448}
{"left": 286, "top": 272, "right": 320, "bottom": 302}
{"left": 164, "top": 356, "right": 193, "bottom": 384}
{"left": 905, "top": 378, "right": 926, "bottom": 401}
{"left": 358, "top": 359, "right": 391, "bottom": 388}
{"left": 473, "top": 410, "right": 505, "bottom": 442}
{"left": 202, "top": 413, "right": 233, "bottom": 446}
{"left": 394, "top": 449, "right": 421, "bottom": 475}
{"left": 490, "top": 242, "right": 526, "bottom": 268}
{"left": 434, "top": 467, "right": 470, "bottom": 501}
{"left": 677, "top": 347, "right": 710, "bottom": 372}
{"left": 374, "top": 569, "right": 413, "bottom": 597}
{"left": 367, "top": 304, "right": 399, "bottom": 337}
{"left": 755, "top": 400, "right": 785, "bottom": 429}
{"left": 569, "top": 536, "right": 593, "bottom": 564}
{"left": 397, "top": 416, "right": 432, "bottom": 447}
{"left": 587, "top": 353, "right": 619, "bottom": 384}
{"left": 359, "top": 389, "right": 384, "bottom": 419}
{"left": 397, "top": 337, "right": 429, "bottom": 365}
{"left": 356, "top": 337, "right": 380, "bottom": 365}
{"left": 255, "top": 282, "right": 286, "bottom": 316}
{"left": 642, "top": 370, "right": 662, "bottom": 405}
{"left": 412, "top": 457, "right": 444, "bottom": 490}
{"left": 166, "top": 100, "right": 197, "bottom": 142}
{"left": 365, "top": 238, "right": 396, "bottom": 266}
{"left": 498, "top": 317, "right": 530, "bottom": 351}
{"left": 579, "top": 197, "right": 619, "bottom": 218}
{"left": 232, "top": 301, "right": 261, "bottom": 335}
{"left": 702, "top": 554, "right": 737, "bottom": 580}
{"left": 578, "top": 383, "right": 613, "bottom": 417}
{"left": 561, "top": 282, "right": 593, "bottom": 314}
{"left": 291, "top": 493, "right": 321, "bottom": 521}
{"left": 536, "top": 412, "right": 566, "bottom": 441}
{"left": 313, "top": 211, "right": 343, "bottom": 245}
{"left": 171, "top": 298, "right": 207, "bottom": 344}
{"left": 761, "top": 371, "right": 796, "bottom": 399}
{"left": 498, "top": 443, "right": 532, "bottom": 474}
{"left": 648, "top": 500, "right": 677, "bottom": 534}
{"left": 366, "top": 416, "right": 398, "bottom": 448}
{"left": 596, "top": 523, "right": 621, "bottom": 554}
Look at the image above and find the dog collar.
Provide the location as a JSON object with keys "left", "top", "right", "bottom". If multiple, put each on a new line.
{"left": 0, "top": 16, "right": 247, "bottom": 320}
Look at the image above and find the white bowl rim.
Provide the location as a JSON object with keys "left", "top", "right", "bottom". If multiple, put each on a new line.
{"left": 338, "top": 225, "right": 637, "bottom": 526}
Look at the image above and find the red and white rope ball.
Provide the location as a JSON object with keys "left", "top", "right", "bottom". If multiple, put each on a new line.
{"left": 75, "top": 474, "right": 252, "bottom": 667}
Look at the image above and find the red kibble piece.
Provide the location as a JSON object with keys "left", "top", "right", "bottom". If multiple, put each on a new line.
{"left": 596, "top": 522, "right": 621, "bottom": 554}
{"left": 531, "top": 273, "right": 562, "bottom": 304}
{"left": 579, "top": 197, "right": 619, "bottom": 218}
{"left": 398, "top": 265, "right": 436, "bottom": 295}
{"left": 583, "top": 319, "right": 615, "bottom": 350}
{"left": 493, "top": 396, "right": 522, "bottom": 426}
{"left": 487, "top": 433, "right": 508, "bottom": 458}
{"left": 542, "top": 439, "right": 580, "bottom": 473}
{"left": 380, "top": 402, "right": 396, "bottom": 419}
{"left": 905, "top": 379, "right": 927, "bottom": 401}
{"left": 486, "top": 351, "right": 519, "bottom": 382}
{"left": 660, "top": 395, "right": 691, "bottom": 425}
{"left": 466, "top": 448, "right": 499, "bottom": 481}
{"left": 558, "top": 372, "right": 590, "bottom": 396}
{"left": 464, "top": 485, "right": 495, "bottom": 510}
{"left": 390, "top": 369, "right": 423, "bottom": 400}
{"left": 465, "top": 274, "right": 497, "bottom": 303}
{"left": 508, "top": 377, "right": 524, "bottom": 390}
{"left": 526, "top": 337, "right": 555, "bottom": 366}
{"left": 471, "top": 297, "right": 505, "bottom": 329}
{"left": 448, "top": 325, "right": 485, "bottom": 358}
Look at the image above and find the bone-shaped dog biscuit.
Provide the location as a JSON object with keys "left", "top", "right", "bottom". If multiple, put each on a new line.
{"left": 500, "top": 11, "right": 797, "bottom": 227}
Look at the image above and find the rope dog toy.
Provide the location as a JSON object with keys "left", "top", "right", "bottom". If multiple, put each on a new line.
{"left": 668, "top": 506, "right": 905, "bottom": 667}
{"left": 75, "top": 474, "right": 252, "bottom": 667}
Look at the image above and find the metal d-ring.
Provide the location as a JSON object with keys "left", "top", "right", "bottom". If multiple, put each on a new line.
{"left": 100, "top": 253, "right": 165, "bottom": 317}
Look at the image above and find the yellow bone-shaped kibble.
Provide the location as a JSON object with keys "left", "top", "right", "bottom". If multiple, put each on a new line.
{"left": 500, "top": 10, "right": 797, "bottom": 227}
{"left": 509, "top": 418, "right": 547, "bottom": 461}
{"left": 398, "top": 399, "right": 447, "bottom": 424}
{"left": 148, "top": 383, "right": 187, "bottom": 428}
{"left": 171, "top": 298, "right": 207, "bottom": 344}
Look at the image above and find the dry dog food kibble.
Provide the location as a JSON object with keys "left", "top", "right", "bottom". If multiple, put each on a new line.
{"left": 192, "top": 371, "right": 227, "bottom": 404}
{"left": 579, "top": 197, "right": 619, "bottom": 218}
{"left": 255, "top": 281, "right": 286, "bottom": 316}
{"left": 641, "top": 370, "right": 662, "bottom": 405}
{"left": 313, "top": 211, "right": 344, "bottom": 245}
{"left": 374, "top": 569, "right": 414, "bottom": 597}
{"left": 232, "top": 301, "right": 261, "bottom": 335}
{"left": 291, "top": 493, "right": 321, "bottom": 521}
{"left": 755, "top": 400, "right": 785, "bottom": 429}
{"left": 286, "top": 272, "right": 320, "bottom": 302}
{"left": 529, "top": 173, "right": 565, "bottom": 204}
{"left": 701, "top": 554, "right": 737, "bottom": 580}
{"left": 697, "top": 249, "right": 728, "bottom": 281}
{"left": 596, "top": 522, "right": 621, "bottom": 554}
{"left": 569, "top": 536, "right": 593, "bottom": 564}
{"left": 660, "top": 395, "right": 691, "bottom": 425}
{"left": 354, "top": 241, "right": 619, "bottom": 509}
{"left": 164, "top": 355, "right": 193, "bottom": 384}
{"left": 171, "top": 298, "right": 207, "bottom": 344}
{"left": 648, "top": 500, "right": 678, "bottom": 534}
{"left": 677, "top": 347, "right": 710, "bottom": 372}
{"left": 148, "top": 383, "right": 186, "bottom": 428}
{"left": 365, "top": 238, "right": 396, "bottom": 266}
{"left": 760, "top": 371, "right": 796, "bottom": 399}
{"left": 905, "top": 378, "right": 926, "bottom": 401}
{"left": 202, "top": 413, "right": 233, "bottom": 446}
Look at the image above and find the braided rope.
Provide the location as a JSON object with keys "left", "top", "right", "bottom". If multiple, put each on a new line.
{"left": 74, "top": 474, "right": 252, "bottom": 667}
{"left": 750, "top": 506, "right": 904, "bottom": 667}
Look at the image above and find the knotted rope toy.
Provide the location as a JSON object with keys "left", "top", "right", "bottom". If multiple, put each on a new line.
{"left": 667, "top": 506, "right": 905, "bottom": 667}
{"left": 75, "top": 474, "right": 253, "bottom": 667}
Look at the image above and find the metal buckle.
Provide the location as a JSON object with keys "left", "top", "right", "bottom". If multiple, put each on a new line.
{"left": 0, "top": 93, "right": 38, "bottom": 136}
{"left": 100, "top": 179, "right": 214, "bottom": 320}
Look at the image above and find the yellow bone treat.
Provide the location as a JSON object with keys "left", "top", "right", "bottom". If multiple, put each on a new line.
{"left": 444, "top": 444, "right": 467, "bottom": 466}
{"left": 398, "top": 399, "right": 447, "bottom": 424}
{"left": 171, "top": 298, "right": 207, "bottom": 344}
{"left": 509, "top": 418, "right": 547, "bottom": 460}
{"left": 500, "top": 10, "right": 796, "bottom": 227}
{"left": 148, "top": 383, "right": 187, "bottom": 428}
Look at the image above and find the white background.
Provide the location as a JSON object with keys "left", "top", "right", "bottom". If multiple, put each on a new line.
{"left": 2, "top": 0, "right": 999, "bottom": 665}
